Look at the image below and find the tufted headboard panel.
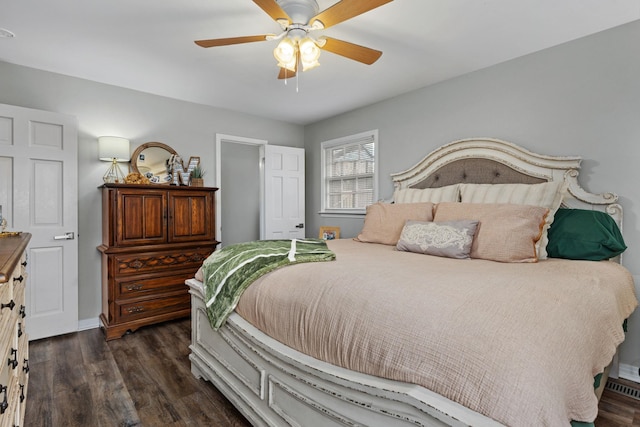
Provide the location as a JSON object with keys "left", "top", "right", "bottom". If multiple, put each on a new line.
{"left": 411, "top": 158, "right": 545, "bottom": 189}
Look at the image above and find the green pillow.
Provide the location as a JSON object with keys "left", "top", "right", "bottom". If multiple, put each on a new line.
{"left": 547, "top": 208, "right": 627, "bottom": 260}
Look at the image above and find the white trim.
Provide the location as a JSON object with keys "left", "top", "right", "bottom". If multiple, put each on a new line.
{"left": 320, "top": 129, "right": 378, "bottom": 214}
{"left": 215, "top": 134, "right": 268, "bottom": 244}
{"left": 78, "top": 317, "right": 100, "bottom": 331}
{"left": 318, "top": 211, "right": 366, "bottom": 219}
{"left": 618, "top": 363, "right": 640, "bottom": 383}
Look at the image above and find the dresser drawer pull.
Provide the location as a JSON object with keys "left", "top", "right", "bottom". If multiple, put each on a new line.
{"left": 126, "top": 284, "right": 144, "bottom": 291}
{"left": 13, "top": 275, "right": 24, "bottom": 283}
{"left": 8, "top": 349, "right": 18, "bottom": 369}
{"left": 126, "top": 306, "right": 145, "bottom": 314}
{"left": 19, "top": 384, "right": 25, "bottom": 403}
{"left": 23, "top": 358, "right": 29, "bottom": 374}
{"left": 18, "top": 322, "right": 23, "bottom": 338}
{"left": 21, "top": 260, "right": 27, "bottom": 267}
{"left": 190, "top": 254, "right": 205, "bottom": 262}
{"left": 1, "top": 300, "right": 15, "bottom": 311}
{"left": 19, "top": 305, "right": 26, "bottom": 318}
{"left": 0, "top": 384, "right": 7, "bottom": 414}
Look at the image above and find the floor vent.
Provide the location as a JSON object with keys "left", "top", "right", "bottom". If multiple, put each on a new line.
{"left": 605, "top": 380, "right": 640, "bottom": 400}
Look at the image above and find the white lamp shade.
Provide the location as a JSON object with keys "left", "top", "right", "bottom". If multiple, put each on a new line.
{"left": 98, "top": 136, "right": 130, "bottom": 162}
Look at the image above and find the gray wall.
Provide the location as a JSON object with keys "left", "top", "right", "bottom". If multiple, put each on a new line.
{"left": 305, "top": 20, "right": 640, "bottom": 366}
{"left": 220, "top": 142, "right": 261, "bottom": 246}
{"left": 0, "top": 60, "right": 304, "bottom": 323}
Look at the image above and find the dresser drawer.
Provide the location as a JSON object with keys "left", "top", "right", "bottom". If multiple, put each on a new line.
{"left": 116, "top": 272, "right": 194, "bottom": 300}
{"left": 115, "top": 292, "right": 190, "bottom": 323}
{"left": 112, "top": 247, "right": 212, "bottom": 275}
{"left": 0, "top": 345, "right": 10, "bottom": 415}
{"left": 0, "top": 376, "right": 19, "bottom": 427}
{"left": 0, "top": 283, "right": 14, "bottom": 363}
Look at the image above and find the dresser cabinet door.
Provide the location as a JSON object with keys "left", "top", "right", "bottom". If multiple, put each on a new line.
{"left": 169, "top": 191, "right": 215, "bottom": 243}
{"left": 115, "top": 189, "right": 168, "bottom": 246}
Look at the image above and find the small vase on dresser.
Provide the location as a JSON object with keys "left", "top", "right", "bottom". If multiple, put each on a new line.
{"left": 98, "top": 184, "right": 218, "bottom": 340}
{"left": 0, "top": 232, "right": 31, "bottom": 426}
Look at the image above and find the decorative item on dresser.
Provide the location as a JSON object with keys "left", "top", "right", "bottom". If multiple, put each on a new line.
{"left": 0, "top": 233, "right": 31, "bottom": 427}
{"left": 98, "top": 136, "right": 130, "bottom": 184}
{"left": 98, "top": 183, "right": 218, "bottom": 340}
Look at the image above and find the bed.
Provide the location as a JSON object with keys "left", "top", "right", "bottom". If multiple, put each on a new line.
{"left": 187, "top": 138, "right": 637, "bottom": 426}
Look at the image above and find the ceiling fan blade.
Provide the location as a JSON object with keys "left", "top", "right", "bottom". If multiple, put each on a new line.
{"left": 194, "top": 35, "right": 271, "bottom": 48}
{"left": 253, "top": 0, "right": 291, "bottom": 26}
{"left": 319, "top": 37, "right": 382, "bottom": 65}
{"left": 277, "top": 67, "right": 297, "bottom": 80}
{"left": 309, "top": 0, "right": 393, "bottom": 29}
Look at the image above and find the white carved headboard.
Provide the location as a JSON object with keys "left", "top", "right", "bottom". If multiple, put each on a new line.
{"left": 390, "top": 138, "right": 623, "bottom": 229}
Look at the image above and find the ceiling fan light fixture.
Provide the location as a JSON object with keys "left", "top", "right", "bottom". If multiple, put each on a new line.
{"left": 274, "top": 37, "right": 297, "bottom": 71}
{"left": 196, "top": 0, "right": 393, "bottom": 79}
{"left": 299, "top": 37, "right": 321, "bottom": 71}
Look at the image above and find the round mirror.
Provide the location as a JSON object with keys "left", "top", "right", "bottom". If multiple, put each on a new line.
{"left": 130, "top": 142, "right": 177, "bottom": 184}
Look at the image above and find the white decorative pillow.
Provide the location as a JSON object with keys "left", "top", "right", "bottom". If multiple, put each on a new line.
{"left": 397, "top": 220, "right": 478, "bottom": 259}
{"left": 393, "top": 184, "right": 460, "bottom": 204}
{"left": 459, "top": 181, "right": 566, "bottom": 259}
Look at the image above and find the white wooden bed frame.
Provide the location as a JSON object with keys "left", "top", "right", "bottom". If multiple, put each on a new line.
{"left": 188, "top": 138, "right": 623, "bottom": 427}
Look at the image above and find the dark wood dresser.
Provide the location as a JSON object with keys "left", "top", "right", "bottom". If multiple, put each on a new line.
{"left": 98, "top": 184, "right": 218, "bottom": 340}
{"left": 0, "top": 233, "right": 31, "bottom": 426}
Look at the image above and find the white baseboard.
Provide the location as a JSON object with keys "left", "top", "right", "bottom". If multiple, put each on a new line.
{"left": 618, "top": 363, "right": 640, "bottom": 383}
{"left": 78, "top": 317, "right": 100, "bottom": 331}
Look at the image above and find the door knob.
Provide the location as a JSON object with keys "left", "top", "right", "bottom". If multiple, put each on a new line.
{"left": 295, "top": 223, "right": 304, "bottom": 229}
{"left": 53, "top": 232, "right": 75, "bottom": 240}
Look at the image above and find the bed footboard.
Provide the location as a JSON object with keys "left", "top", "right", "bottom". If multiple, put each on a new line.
{"left": 187, "top": 279, "right": 502, "bottom": 427}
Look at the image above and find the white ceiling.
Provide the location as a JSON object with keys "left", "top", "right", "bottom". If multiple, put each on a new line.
{"left": 1, "top": 1, "right": 639, "bottom": 125}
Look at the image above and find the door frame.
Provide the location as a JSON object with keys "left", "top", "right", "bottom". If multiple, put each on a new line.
{"left": 215, "top": 134, "right": 267, "bottom": 244}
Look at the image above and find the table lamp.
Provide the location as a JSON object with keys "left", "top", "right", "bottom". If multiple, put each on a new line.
{"left": 98, "top": 136, "right": 130, "bottom": 183}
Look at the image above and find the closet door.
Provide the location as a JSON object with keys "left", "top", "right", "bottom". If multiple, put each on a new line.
{"left": 264, "top": 145, "right": 305, "bottom": 239}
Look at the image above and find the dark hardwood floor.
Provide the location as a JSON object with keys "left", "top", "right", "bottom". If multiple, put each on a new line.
{"left": 24, "top": 318, "right": 640, "bottom": 426}
{"left": 25, "top": 318, "right": 251, "bottom": 427}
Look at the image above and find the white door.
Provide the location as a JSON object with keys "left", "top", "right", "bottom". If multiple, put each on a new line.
{"left": 264, "top": 145, "right": 305, "bottom": 239}
{"left": 0, "top": 103, "right": 78, "bottom": 341}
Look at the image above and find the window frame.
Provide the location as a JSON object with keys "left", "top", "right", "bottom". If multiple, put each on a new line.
{"left": 320, "top": 129, "right": 378, "bottom": 217}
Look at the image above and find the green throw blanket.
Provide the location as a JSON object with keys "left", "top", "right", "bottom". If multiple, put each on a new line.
{"left": 202, "top": 238, "right": 335, "bottom": 330}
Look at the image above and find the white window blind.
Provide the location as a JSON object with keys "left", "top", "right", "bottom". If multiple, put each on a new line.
{"left": 321, "top": 130, "right": 377, "bottom": 215}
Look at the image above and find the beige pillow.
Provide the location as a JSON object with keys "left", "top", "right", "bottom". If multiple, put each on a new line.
{"left": 355, "top": 202, "right": 434, "bottom": 245}
{"left": 393, "top": 184, "right": 460, "bottom": 204}
{"left": 434, "top": 202, "right": 549, "bottom": 263}
{"left": 459, "top": 181, "right": 566, "bottom": 259}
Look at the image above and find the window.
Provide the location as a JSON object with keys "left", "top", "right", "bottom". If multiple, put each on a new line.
{"left": 321, "top": 130, "right": 378, "bottom": 215}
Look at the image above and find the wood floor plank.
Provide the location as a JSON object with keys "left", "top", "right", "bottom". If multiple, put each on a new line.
{"left": 25, "top": 318, "right": 639, "bottom": 426}
{"left": 85, "top": 359, "right": 141, "bottom": 426}
{"left": 25, "top": 359, "right": 54, "bottom": 427}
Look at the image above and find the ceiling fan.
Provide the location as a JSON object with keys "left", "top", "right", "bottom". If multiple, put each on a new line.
{"left": 195, "top": 0, "right": 394, "bottom": 79}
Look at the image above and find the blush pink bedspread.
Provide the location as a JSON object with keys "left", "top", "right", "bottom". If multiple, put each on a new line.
{"left": 234, "top": 239, "right": 637, "bottom": 426}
